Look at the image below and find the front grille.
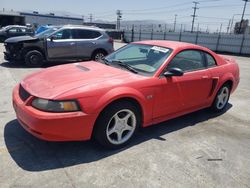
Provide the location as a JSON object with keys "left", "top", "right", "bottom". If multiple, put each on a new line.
{"left": 19, "top": 85, "right": 31, "bottom": 101}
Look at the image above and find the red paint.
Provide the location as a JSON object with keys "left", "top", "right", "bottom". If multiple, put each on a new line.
{"left": 13, "top": 41, "right": 240, "bottom": 141}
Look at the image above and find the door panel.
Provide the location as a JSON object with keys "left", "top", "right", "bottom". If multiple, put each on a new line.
{"left": 76, "top": 40, "right": 96, "bottom": 58}
{"left": 153, "top": 77, "right": 183, "bottom": 118}
{"left": 47, "top": 29, "right": 77, "bottom": 59}
{"left": 158, "top": 49, "right": 213, "bottom": 115}
{"left": 72, "top": 29, "right": 102, "bottom": 58}
{"left": 175, "top": 69, "right": 212, "bottom": 109}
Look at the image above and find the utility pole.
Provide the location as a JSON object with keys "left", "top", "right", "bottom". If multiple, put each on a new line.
{"left": 174, "top": 14, "right": 177, "bottom": 32}
{"left": 191, "top": 1, "right": 199, "bottom": 33}
{"left": 82, "top": 15, "right": 85, "bottom": 24}
{"left": 89, "top": 14, "right": 93, "bottom": 23}
{"left": 116, "top": 10, "right": 122, "bottom": 30}
{"left": 227, "top": 19, "right": 231, "bottom": 34}
{"left": 219, "top": 23, "right": 223, "bottom": 34}
{"left": 239, "top": 0, "right": 249, "bottom": 33}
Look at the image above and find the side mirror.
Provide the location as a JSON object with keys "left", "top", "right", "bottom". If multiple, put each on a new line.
{"left": 50, "top": 36, "right": 55, "bottom": 41}
{"left": 164, "top": 67, "right": 184, "bottom": 77}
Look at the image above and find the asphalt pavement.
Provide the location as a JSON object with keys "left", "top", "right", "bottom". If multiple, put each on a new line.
{"left": 0, "top": 42, "right": 249, "bottom": 188}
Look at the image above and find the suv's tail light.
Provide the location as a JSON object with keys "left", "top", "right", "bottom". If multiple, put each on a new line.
{"left": 108, "top": 37, "right": 114, "bottom": 44}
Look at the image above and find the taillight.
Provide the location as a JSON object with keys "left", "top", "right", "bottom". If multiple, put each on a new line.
{"left": 108, "top": 37, "right": 114, "bottom": 44}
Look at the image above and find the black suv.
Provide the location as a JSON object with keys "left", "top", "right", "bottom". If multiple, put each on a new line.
{"left": 0, "top": 25, "right": 34, "bottom": 42}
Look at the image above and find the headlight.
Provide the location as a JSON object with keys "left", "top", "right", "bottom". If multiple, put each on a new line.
{"left": 31, "top": 98, "right": 80, "bottom": 112}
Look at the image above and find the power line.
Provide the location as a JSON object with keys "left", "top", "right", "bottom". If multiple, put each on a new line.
{"left": 191, "top": 1, "right": 199, "bottom": 33}
{"left": 123, "top": 8, "right": 190, "bottom": 15}
{"left": 199, "top": 4, "right": 243, "bottom": 8}
{"left": 122, "top": 2, "right": 191, "bottom": 12}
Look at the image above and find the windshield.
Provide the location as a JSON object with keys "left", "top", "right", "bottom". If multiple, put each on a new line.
{"left": 0, "top": 26, "right": 11, "bottom": 31}
{"left": 105, "top": 44, "right": 172, "bottom": 76}
{"left": 35, "top": 27, "right": 60, "bottom": 38}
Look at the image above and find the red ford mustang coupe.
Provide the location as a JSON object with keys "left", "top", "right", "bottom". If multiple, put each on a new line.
{"left": 13, "top": 40, "right": 240, "bottom": 148}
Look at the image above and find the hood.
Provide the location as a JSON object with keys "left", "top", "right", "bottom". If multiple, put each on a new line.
{"left": 5, "top": 35, "right": 39, "bottom": 43}
{"left": 21, "top": 61, "right": 143, "bottom": 99}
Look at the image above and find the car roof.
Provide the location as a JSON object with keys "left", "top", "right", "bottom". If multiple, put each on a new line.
{"left": 134, "top": 40, "right": 208, "bottom": 51}
{"left": 61, "top": 25, "right": 105, "bottom": 31}
{"left": 6, "top": 25, "right": 28, "bottom": 28}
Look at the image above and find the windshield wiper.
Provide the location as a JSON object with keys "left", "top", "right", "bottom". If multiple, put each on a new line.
{"left": 112, "top": 60, "right": 138, "bottom": 74}
{"left": 99, "top": 58, "right": 110, "bottom": 65}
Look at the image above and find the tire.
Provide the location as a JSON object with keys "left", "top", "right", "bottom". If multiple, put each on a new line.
{"left": 25, "top": 50, "right": 44, "bottom": 67}
{"left": 94, "top": 101, "right": 141, "bottom": 149}
{"left": 0, "top": 36, "right": 6, "bottom": 43}
{"left": 211, "top": 84, "right": 231, "bottom": 112}
{"left": 91, "top": 50, "right": 107, "bottom": 61}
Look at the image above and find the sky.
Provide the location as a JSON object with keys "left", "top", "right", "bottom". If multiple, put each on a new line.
{"left": 1, "top": 0, "right": 250, "bottom": 32}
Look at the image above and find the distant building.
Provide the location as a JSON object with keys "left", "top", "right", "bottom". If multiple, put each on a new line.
{"left": 20, "top": 12, "right": 83, "bottom": 27}
{"left": 234, "top": 19, "right": 250, "bottom": 34}
{"left": 0, "top": 10, "right": 116, "bottom": 30}
{"left": 0, "top": 11, "right": 25, "bottom": 27}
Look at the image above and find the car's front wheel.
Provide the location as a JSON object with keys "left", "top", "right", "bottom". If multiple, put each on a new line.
{"left": 25, "top": 50, "right": 44, "bottom": 67}
{"left": 211, "top": 84, "right": 231, "bottom": 112}
{"left": 94, "top": 101, "right": 141, "bottom": 149}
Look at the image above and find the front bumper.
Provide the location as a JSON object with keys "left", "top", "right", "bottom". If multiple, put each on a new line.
{"left": 12, "top": 84, "right": 97, "bottom": 141}
{"left": 4, "top": 43, "right": 23, "bottom": 61}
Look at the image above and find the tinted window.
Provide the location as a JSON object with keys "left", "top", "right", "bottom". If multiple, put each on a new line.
{"left": 205, "top": 53, "right": 217, "bottom": 67}
{"left": 8, "top": 27, "right": 18, "bottom": 33}
{"left": 53, "top": 29, "right": 72, "bottom": 40}
{"left": 72, "top": 29, "right": 101, "bottom": 39}
{"left": 19, "top": 28, "right": 27, "bottom": 32}
{"left": 168, "top": 50, "right": 205, "bottom": 72}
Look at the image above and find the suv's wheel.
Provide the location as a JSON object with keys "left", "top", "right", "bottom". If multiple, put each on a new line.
{"left": 91, "top": 50, "right": 107, "bottom": 61}
{"left": 211, "top": 84, "right": 231, "bottom": 112}
{"left": 25, "top": 50, "right": 44, "bottom": 67}
{"left": 94, "top": 101, "right": 141, "bottom": 149}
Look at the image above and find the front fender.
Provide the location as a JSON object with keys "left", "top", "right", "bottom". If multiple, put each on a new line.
{"left": 94, "top": 87, "right": 154, "bottom": 126}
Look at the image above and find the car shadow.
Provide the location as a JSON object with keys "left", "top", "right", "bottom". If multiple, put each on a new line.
{"left": 4, "top": 104, "right": 232, "bottom": 172}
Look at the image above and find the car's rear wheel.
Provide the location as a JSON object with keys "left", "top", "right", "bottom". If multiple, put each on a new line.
{"left": 25, "top": 50, "right": 44, "bottom": 67}
{"left": 211, "top": 84, "right": 231, "bottom": 112}
{"left": 94, "top": 101, "right": 141, "bottom": 149}
{"left": 91, "top": 50, "right": 107, "bottom": 61}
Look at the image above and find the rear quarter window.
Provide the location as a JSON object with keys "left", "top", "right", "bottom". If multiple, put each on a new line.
{"left": 205, "top": 53, "right": 217, "bottom": 67}
{"left": 72, "top": 29, "right": 102, "bottom": 39}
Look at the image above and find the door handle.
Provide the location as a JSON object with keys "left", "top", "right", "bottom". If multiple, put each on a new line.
{"left": 70, "top": 42, "right": 75, "bottom": 45}
{"left": 91, "top": 42, "right": 96, "bottom": 45}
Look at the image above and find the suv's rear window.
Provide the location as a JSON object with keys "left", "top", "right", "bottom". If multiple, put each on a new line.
{"left": 72, "top": 29, "right": 102, "bottom": 39}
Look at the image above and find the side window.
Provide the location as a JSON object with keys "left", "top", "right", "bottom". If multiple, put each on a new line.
{"left": 167, "top": 50, "right": 205, "bottom": 72}
{"left": 52, "top": 29, "right": 72, "bottom": 40}
{"left": 20, "top": 28, "right": 27, "bottom": 33}
{"left": 205, "top": 53, "right": 217, "bottom": 67}
{"left": 72, "top": 29, "right": 101, "bottom": 39}
{"left": 8, "top": 27, "right": 18, "bottom": 33}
